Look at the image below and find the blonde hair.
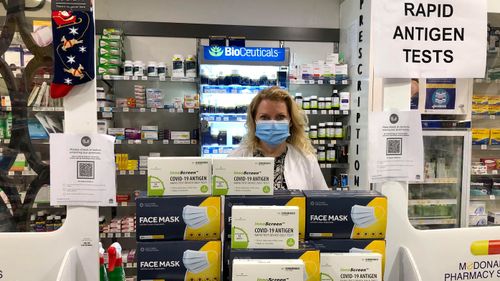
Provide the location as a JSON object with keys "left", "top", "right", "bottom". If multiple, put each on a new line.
{"left": 242, "top": 86, "right": 315, "bottom": 155}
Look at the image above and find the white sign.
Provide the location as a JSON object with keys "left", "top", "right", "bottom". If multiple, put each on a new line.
{"left": 368, "top": 111, "right": 424, "bottom": 183}
{"left": 373, "top": 0, "right": 487, "bottom": 78}
{"left": 50, "top": 133, "right": 116, "bottom": 206}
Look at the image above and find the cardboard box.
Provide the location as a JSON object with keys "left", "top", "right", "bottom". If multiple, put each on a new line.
{"left": 488, "top": 211, "right": 500, "bottom": 225}
{"left": 490, "top": 129, "right": 500, "bottom": 145}
{"left": 305, "top": 190, "right": 387, "bottom": 239}
{"left": 232, "top": 259, "right": 304, "bottom": 281}
{"left": 137, "top": 241, "right": 221, "bottom": 281}
{"left": 224, "top": 190, "right": 306, "bottom": 240}
{"left": 136, "top": 196, "right": 220, "bottom": 241}
{"left": 469, "top": 215, "right": 488, "bottom": 226}
{"left": 212, "top": 157, "right": 274, "bottom": 196}
{"left": 147, "top": 157, "right": 211, "bottom": 196}
{"left": 321, "top": 253, "right": 382, "bottom": 281}
{"left": 472, "top": 129, "right": 491, "bottom": 145}
{"left": 226, "top": 246, "right": 320, "bottom": 281}
{"left": 231, "top": 206, "right": 299, "bottom": 249}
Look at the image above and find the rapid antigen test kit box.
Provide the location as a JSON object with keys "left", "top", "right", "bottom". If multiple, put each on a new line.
{"left": 305, "top": 190, "right": 387, "bottom": 239}
{"left": 212, "top": 157, "right": 274, "bottom": 196}
{"left": 136, "top": 196, "right": 220, "bottom": 241}
{"left": 224, "top": 190, "right": 306, "bottom": 240}
{"left": 320, "top": 253, "right": 382, "bottom": 281}
{"left": 147, "top": 157, "right": 211, "bottom": 196}
{"left": 231, "top": 206, "right": 299, "bottom": 249}
{"left": 137, "top": 240, "right": 221, "bottom": 281}
{"left": 232, "top": 259, "right": 305, "bottom": 281}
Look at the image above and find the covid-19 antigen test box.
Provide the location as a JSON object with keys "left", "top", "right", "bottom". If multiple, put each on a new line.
{"left": 147, "top": 157, "right": 211, "bottom": 196}
{"left": 232, "top": 259, "right": 305, "bottom": 281}
{"left": 320, "top": 253, "right": 382, "bottom": 281}
{"left": 231, "top": 205, "right": 299, "bottom": 249}
{"left": 212, "top": 157, "right": 274, "bottom": 196}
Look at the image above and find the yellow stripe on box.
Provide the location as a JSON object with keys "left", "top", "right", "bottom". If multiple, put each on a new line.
{"left": 426, "top": 84, "right": 455, "bottom": 89}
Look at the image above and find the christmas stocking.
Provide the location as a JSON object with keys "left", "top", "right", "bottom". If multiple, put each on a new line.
{"left": 50, "top": 10, "right": 95, "bottom": 99}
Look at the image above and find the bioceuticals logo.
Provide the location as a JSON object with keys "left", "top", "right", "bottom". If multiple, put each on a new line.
{"left": 225, "top": 47, "right": 279, "bottom": 58}
{"left": 209, "top": 46, "right": 223, "bottom": 57}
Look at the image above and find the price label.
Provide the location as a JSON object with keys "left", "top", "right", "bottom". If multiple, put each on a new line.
{"left": 132, "top": 76, "right": 138, "bottom": 81}
{"left": 216, "top": 117, "right": 222, "bottom": 122}
{"left": 128, "top": 170, "right": 135, "bottom": 175}
{"left": 128, "top": 140, "right": 134, "bottom": 144}
{"left": 22, "top": 170, "right": 32, "bottom": 176}
{"left": 329, "top": 80, "right": 336, "bottom": 85}
{"left": 319, "top": 140, "right": 325, "bottom": 144}
{"left": 3, "top": 139, "right": 9, "bottom": 144}
{"left": 115, "top": 233, "right": 122, "bottom": 238}
{"left": 490, "top": 195, "right": 496, "bottom": 200}
{"left": 100, "top": 233, "right": 105, "bottom": 238}
{"left": 481, "top": 145, "right": 488, "bottom": 150}
{"left": 304, "top": 110, "right": 311, "bottom": 115}
{"left": 188, "top": 109, "right": 195, "bottom": 113}
{"left": 43, "top": 74, "right": 50, "bottom": 79}
{"left": 312, "top": 110, "right": 318, "bottom": 114}
{"left": 177, "top": 109, "right": 183, "bottom": 113}
{"left": 326, "top": 164, "right": 332, "bottom": 168}
{"left": 103, "top": 75, "right": 111, "bottom": 80}
{"left": 141, "top": 76, "right": 148, "bottom": 81}
{"left": 317, "top": 80, "right": 324, "bottom": 85}
{"left": 320, "top": 110, "right": 327, "bottom": 115}
{"left": 122, "top": 107, "right": 129, "bottom": 112}
{"left": 343, "top": 110, "right": 349, "bottom": 115}
{"left": 159, "top": 76, "right": 166, "bottom": 81}
{"left": 309, "top": 80, "right": 315, "bottom": 84}
{"left": 493, "top": 170, "right": 499, "bottom": 175}
{"left": 124, "top": 232, "right": 131, "bottom": 238}
{"left": 140, "top": 108, "right": 146, "bottom": 112}
{"left": 490, "top": 115, "right": 496, "bottom": 120}
{"left": 342, "top": 80, "right": 348, "bottom": 85}
{"left": 169, "top": 108, "right": 175, "bottom": 113}
{"left": 107, "top": 233, "right": 113, "bottom": 238}
{"left": 320, "top": 164, "right": 326, "bottom": 168}
{"left": 151, "top": 108, "right": 157, "bottom": 113}
{"left": 115, "top": 140, "right": 122, "bottom": 145}
{"left": 32, "top": 107, "right": 41, "bottom": 111}
{"left": 139, "top": 170, "right": 146, "bottom": 175}
{"left": 8, "top": 171, "right": 14, "bottom": 176}
{"left": 135, "top": 140, "right": 142, "bottom": 144}
{"left": 334, "top": 110, "right": 340, "bottom": 115}
{"left": 123, "top": 75, "right": 130, "bottom": 80}
{"left": 163, "top": 140, "right": 169, "bottom": 144}
{"left": 103, "top": 107, "right": 111, "bottom": 112}
{"left": 119, "top": 170, "right": 126, "bottom": 175}
{"left": 102, "top": 112, "right": 113, "bottom": 118}
{"left": 147, "top": 140, "right": 153, "bottom": 144}
{"left": 223, "top": 117, "right": 229, "bottom": 121}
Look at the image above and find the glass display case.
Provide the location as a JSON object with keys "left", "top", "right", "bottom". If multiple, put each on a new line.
{"left": 408, "top": 130, "right": 470, "bottom": 229}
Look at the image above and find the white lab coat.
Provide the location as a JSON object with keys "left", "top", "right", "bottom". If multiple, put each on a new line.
{"left": 229, "top": 143, "right": 328, "bottom": 190}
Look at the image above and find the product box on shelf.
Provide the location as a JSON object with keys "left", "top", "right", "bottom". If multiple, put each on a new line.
{"left": 472, "top": 129, "right": 491, "bottom": 145}
{"left": 224, "top": 189, "right": 306, "bottom": 240}
{"left": 137, "top": 240, "right": 221, "bottom": 281}
{"left": 108, "top": 128, "right": 125, "bottom": 140}
{"left": 488, "top": 211, "right": 500, "bottom": 225}
{"left": 472, "top": 104, "right": 490, "bottom": 115}
{"left": 212, "top": 157, "right": 274, "bottom": 196}
{"left": 320, "top": 253, "right": 382, "bottom": 281}
{"left": 490, "top": 129, "right": 500, "bottom": 145}
{"left": 136, "top": 196, "right": 220, "bottom": 241}
{"left": 232, "top": 259, "right": 304, "bottom": 281}
{"left": 147, "top": 157, "right": 211, "bottom": 196}
{"left": 98, "top": 54, "right": 122, "bottom": 66}
{"left": 231, "top": 205, "right": 299, "bottom": 249}
{"left": 304, "top": 190, "right": 387, "bottom": 239}
{"left": 469, "top": 215, "right": 488, "bottom": 226}
{"left": 226, "top": 245, "right": 320, "bottom": 281}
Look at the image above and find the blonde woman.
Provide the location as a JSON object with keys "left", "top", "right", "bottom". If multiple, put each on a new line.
{"left": 230, "top": 86, "right": 328, "bottom": 190}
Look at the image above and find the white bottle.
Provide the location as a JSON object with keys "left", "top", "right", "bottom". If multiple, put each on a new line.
{"left": 133, "top": 60, "right": 144, "bottom": 77}
{"left": 147, "top": 61, "right": 158, "bottom": 77}
{"left": 123, "top": 60, "right": 133, "bottom": 76}
{"left": 172, "top": 54, "right": 184, "bottom": 78}
{"left": 157, "top": 62, "right": 167, "bottom": 77}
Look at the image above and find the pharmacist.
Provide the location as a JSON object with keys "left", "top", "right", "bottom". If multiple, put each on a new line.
{"left": 230, "top": 87, "right": 328, "bottom": 190}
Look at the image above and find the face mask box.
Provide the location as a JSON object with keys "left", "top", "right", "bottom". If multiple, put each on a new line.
{"left": 147, "top": 157, "right": 211, "bottom": 196}
{"left": 136, "top": 196, "right": 220, "bottom": 241}
{"left": 490, "top": 129, "right": 500, "bottom": 145}
{"left": 232, "top": 259, "right": 304, "bottom": 281}
{"left": 137, "top": 240, "right": 221, "bottom": 281}
{"left": 304, "top": 190, "right": 387, "bottom": 239}
{"left": 472, "top": 129, "right": 490, "bottom": 145}
{"left": 226, "top": 246, "right": 320, "bottom": 281}
{"left": 224, "top": 189, "right": 306, "bottom": 240}
{"left": 231, "top": 206, "right": 299, "bottom": 249}
{"left": 212, "top": 157, "right": 274, "bottom": 196}
{"left": 321, "top": 253, "right": 382, "bottom": 281}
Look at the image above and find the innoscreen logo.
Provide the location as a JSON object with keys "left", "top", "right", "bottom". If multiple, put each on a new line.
{"left": 203, "top": 46, "right": 286, "bottom": 62}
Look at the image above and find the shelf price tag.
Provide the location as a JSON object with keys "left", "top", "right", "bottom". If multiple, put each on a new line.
{"left": 329, "top": 80, "right": 335, "bottom": 85}
{"left": 43, "top": 74, "right": 51, "bottom": 79}
{"left": 163, "top": 140, "right": 169, "bottom": 144}
{"left": 124, "top": 232, "right": 131, "bottom": 238}
{"left": 309, "top": 80, "right": 315, "bottom": 84}
{"left": 326, "top": 164, "right": 332, "bottom": 168}
{"left": 343, "top": 110, "right": 348, "bottom": 115}
{"left": 321, "top": 110, "right": 327, "bottom": 115}
{"left": 490, "top": 115, "right": 496, "bottom": 120}
{"left": 493, "top": 170, "right": 499, "bottom": 175}
{"left": 147, "top": 140, "right": 153, "bottom": 144}
{"left": 102, "top": 112, "right": 113, "bottom": 118}
{"left": 342, "top": 80, "right": 348, "bottom": 85}
{"left": 139, "top": 170, "right": 146, "bottom": 175}
{"left": 8, "top": 171, "right": 14, "bottom": 176}
{"left": 159, "top": 76, "right": 166, "bottom": 81}
{"left": 123, "top": 76, "right": 130, "bottom": 80}
{"left": 3, "top": 139, "right": 9, "bottom": 144}
{"left": 116, "top": 233, "right": 122, "bottom": 238}
{"left": 177, "top": 109, "right": 183, "bottom": 113}
{"left": 119, "top": 170, "right": 126, "bottom": 175}
{"left": 135, "top": 140, "right": 142, "bottom": 144}
{"left": 128, "top": 140, "right": 134, "bottom": 144}
{"left": 122, "top": 107, "right": 129, "bottom": 112}
{"left": 490, "top": 195, "right": 496, "bottom": 200}
{"left": 481, "top": 145, "right": 487, "bottom": 150}
{"left": 334, "top": 110, "right": 340, "bottom": 115}
{"left": 151, "top": 108, "right": 157, "bottom": 112}
{"left": 121, "top": 202, "right": 128, "bottom": 207}
{"left": 188, "top": 109, "right": 195, "bottom": 113}
{"left": 312, "top": 110, "right": 318, "bottom": 114}
{"left": 107, "top": 233, "right": 113, "bottom": 238}
{"left": 141, "top": 76, "right": 148, "bottom": 81}
{"left": 100, "top": 233, "right": 105, "bottom": 238}
{"left": 128, "top": 170, "right": 135, "bottom": 175}
{"left": 140, "top": 108, "right": 146, "bottom": 112}
{"left": 320, "top": 164, "right": 326, "bottom": 168}
{"left": 103, "top": 75, "right": 111, "bottom": 80}
{"left": 132, "top": 76, "right": 138, "bottom": 81}
{"left": 317, "top": 80, "right": 324, "bottom": 85}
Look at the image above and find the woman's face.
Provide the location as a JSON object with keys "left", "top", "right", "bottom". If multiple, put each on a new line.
{"left": 255, "top": 99, "right": 290, "bottom": 122}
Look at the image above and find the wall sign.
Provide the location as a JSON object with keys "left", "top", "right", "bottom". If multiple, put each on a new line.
{"left": 373, "top": 0, "right": 487, "bottom": 78}
{"left": 425, "top": 78, "right": 456, "bottom": 110}
{"left": 52, "top": 0, "right": 91, "bottom": 11}
{"left": 203, "top": 46, "right": 286, "bottom": 62}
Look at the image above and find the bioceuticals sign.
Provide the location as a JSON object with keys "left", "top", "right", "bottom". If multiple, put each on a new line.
{"left": 203, "top": 46, "right": 286, "bottom": 62}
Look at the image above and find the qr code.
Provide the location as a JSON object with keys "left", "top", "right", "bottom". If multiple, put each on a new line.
{"left": 386, "top": 138, "right": 402, "bottom": 155}
{"left": 77, "top": 161, "right": 95, "bottom": 179}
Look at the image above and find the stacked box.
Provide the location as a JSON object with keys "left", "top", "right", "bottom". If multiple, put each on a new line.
{"left": 134, "top": 85, "right": 146, "bottom": 108}
{"left": 98, "top": 28, "right": 125, "bottom": 75}
{"left": 146, "top": 88, "right": 163, "bottom": 108}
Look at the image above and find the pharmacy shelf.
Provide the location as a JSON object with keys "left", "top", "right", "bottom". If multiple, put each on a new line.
{"left": 99, "top": 232, "right": 135, "bottom": 239}
{"left": 320, "top": 163, "right": 349, "bottom": 169}
{"left": 200, "top": 113, "right": 247, "bottom": 122}
{"left": 115, "top": 139, "right": 197, "bottom": 145}
{"left": 0, "top": 106, "right": 65, "bottom": 112}
{"left": 474, "top": 78, "right": 500, "bottom": 84}
{"left": 6, "top": 170, "right": 37, "bottom": 176}
{"left": 408, "top": 199, "right": 458, "bottom": 206}
{"left": 290, "top": 78, "right": 350, "bottom": 85}
{"left": 311, "top": 139, "right": 349, "bottom": 146}
{"left": 471, "top": 171, "right": 500, "bottom": 176}
{"left": 98, "top": 75, "right": 197, "bottom": 83}
{"left": 98, "top": 107, "right": 198, "bottom": 113}
{"left": 409, "top": 218, "right": 457, "bottom": 226}
{"left": 304, "top": 109, "right": 350, "bottom": 116}
{"left": 408, "top": 178, "right": 459, "bottom": 184}
{"left": 202, "top": 145, "right": 238, "bottom": 155}
{"left": 472, "top": 144, "right": 500, "bottom": 151}
{"left": 470, "top": 195, "right": 500, "bottom": 201}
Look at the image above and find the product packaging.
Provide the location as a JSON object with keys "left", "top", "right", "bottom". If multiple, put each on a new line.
{"left": 469, "top": 202, "right": 486, "bottom": 215}
{"left": 340, "top": 92, "right": 350, "bottom": 110}
{"left": 472, "top": 129, "right": 491, "bottom": 145}
{"left": 172, "top": 54, "right": 185, "bottom": 78}
{"left": 98, "top": 54, "right": 122, "bottom": 66}
{"left": 301, "top": 64, "right": 313, "bottom": 80}
{"left": 147, "top": 157, "right": 211, "bottom": 196}
{"left": 320, "top": 253, "right": 382, "bottom": 281}
{"left": 224, "top": 190, "right": 306, "bottom": 240}
{"left": 99, "top": 46, "right": 123, "bottom": 57}
{"left": 170, "top": 131, "right": 191, "bottom": 140}
{"left": 136, "top": 196, "right": 220, "bottom": 241}
{"left": 108, "top": 128, "right": 125, "bottom": 140}
{"left": 490, "top": 129, "right": 500, "bottom": 145}
{"left": 335, "top": 64, "right": 348, "bottom": 77}
{"left": 472, "top": 104, "right": 490, "bottom": 115}
{"left": 226, "top": 245, "right": 320, "bottom": 281}
{"left": 141, "top": 126, "right": 158, "bottom": 140}
{"left": 125, "top": 128, "right": 141, "bottom": 140}
{"left": 232, "top": 259, "right": 304, "bottom": 281}
{"left": 231, "top": 205, "right": 299, "bottom": 249}
{"left": 98, "top": 64, "right": 120, "bottom": 75}
{"left": 185, "top": 55, "right": 197, "bottom": 78}
{"left": 137, "top": 240, "right": 221, "bottom": 281}
{"left": 488, "top": 211, "right": 500, "bottom": 225}
{"left": 212, "top": 157, "right": 274, "bottom": 196}
{"left": 97, "top": 119, "right": 113, "bottom": 134}
{"left": 473, "top": 96, "right": 489, "bottom": 105}
{"left": 469, "top": 215, "right": 488, "bottom": 226}
{"left": 326, "top": 53, "right": 339, "bottom": 65}
{"left": 305, "top": 190, "right": 387, "bottom": 239}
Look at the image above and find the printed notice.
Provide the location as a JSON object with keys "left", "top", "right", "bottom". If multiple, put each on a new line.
{"left": 52, "top": 0, "right": 90, "bottom": 11}
{"left": 368, "top": 111, "right": 424, "bottom": 183}
{"left": 50, "top": 133, "right": 116, "bottom": 206}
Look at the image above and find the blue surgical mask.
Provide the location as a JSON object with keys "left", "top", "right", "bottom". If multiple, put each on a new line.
{"left": 255, "top": 120, "right": 290, "bottom": 146}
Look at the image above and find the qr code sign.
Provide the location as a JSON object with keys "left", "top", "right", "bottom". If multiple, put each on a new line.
{"left": 386, "top": 138, "right": 402, "bottom": 155}
{"left": 77, "top": 161, "right": 95, "bottom": 179}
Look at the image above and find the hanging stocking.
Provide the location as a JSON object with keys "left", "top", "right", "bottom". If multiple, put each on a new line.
{"left": 50, "top": 9, "right": 95, "bottom": 99}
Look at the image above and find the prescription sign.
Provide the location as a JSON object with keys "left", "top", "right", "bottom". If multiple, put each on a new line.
{"left": 373, "top": 0, "right": 487, "bottom": 78}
